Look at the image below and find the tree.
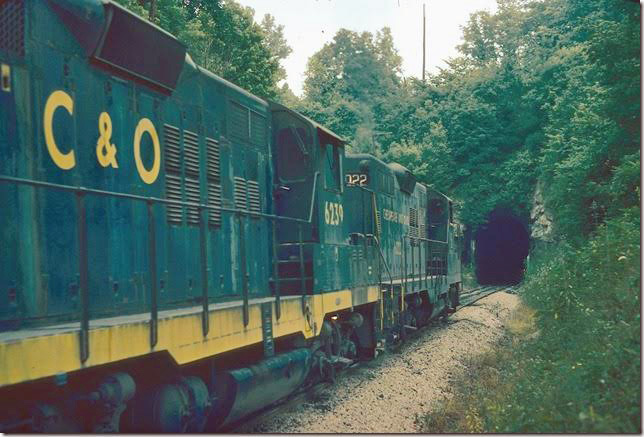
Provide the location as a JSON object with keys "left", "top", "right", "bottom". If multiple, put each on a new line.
{"left": 274, "top": 83, "right": 301, "bottom": 107}
{"left": 260, "top": 14, "right": 292, "bottom": 84}
{"left": 114, "top": 0, "right": 292, "bottom": 99}
{"left": 300, "top": 27, "right": 403, "bottom": 153}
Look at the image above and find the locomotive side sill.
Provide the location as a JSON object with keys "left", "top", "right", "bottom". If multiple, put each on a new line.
{"left": 0, "top": 295, "right": 304, "bottom": 344}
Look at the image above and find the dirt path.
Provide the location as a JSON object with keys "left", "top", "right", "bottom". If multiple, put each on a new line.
{"left": 237, "top": 292, "right": 519, "bottom": 433}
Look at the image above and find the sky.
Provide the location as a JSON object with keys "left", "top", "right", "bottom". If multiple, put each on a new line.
{"left": 236, "top": 0, "right": 498, "bottom": 96}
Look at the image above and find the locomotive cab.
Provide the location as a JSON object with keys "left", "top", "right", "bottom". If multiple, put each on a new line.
{"left": 427, "top": 189, "right": 462, "bottom": 286}
{"left": 269, "top": 102, "right": 346, "bottom": 295}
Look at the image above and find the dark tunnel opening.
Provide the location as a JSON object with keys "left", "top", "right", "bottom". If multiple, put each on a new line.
{"left": 475, "top": 212, "right": 530, "bottom": 285}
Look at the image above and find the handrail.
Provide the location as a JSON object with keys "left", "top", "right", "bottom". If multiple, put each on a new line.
{"left": 306, "top": 172, "right": 320, "bottom": 223}
{"left": 350, "top": 183, "right": 449, "bottom": 246}
{"left": 363, "top": 234, "right": 394, "bottom": 287}
{"left": 364, "top": 233, "right": 394, "bottom": 333}
{"left": 0, "top": 174, "right": 316, "bottom": 224}
{"left": 0, "top": 171, "right": 322, "bottom": 361}
{"left": 403, "top": 233, "right": 448, "bottom": 245}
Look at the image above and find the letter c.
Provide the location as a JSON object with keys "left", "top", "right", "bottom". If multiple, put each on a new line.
{"left": 43, "top": 90, "right": 75, "bottom": 170}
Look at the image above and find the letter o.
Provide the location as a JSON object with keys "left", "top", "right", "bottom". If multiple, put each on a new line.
{"left": 133, "top": 118, "right": 160, "bottom": 184}
{"left": 43, "top": 90, "right": 75, "bottom": 170}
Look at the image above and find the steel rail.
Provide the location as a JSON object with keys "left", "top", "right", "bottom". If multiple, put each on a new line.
{"left": 230, "top": 285, "right": 516, "bottom": 432}
{"left": 456, "top": 285, "right": 510, "bottom": 309}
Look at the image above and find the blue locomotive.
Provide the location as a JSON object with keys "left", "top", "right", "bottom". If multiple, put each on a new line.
{"left": 0, "top": 0, "right": 462, "bottom": 431}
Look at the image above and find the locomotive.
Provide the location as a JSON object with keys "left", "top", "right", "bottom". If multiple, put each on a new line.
{"left": 0, "top": 0, "right": 463, "bottom": 432}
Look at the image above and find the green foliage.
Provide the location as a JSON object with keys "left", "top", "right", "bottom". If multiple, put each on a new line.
{"left": 510, "top": 214, "right": 640, "bottom": 432}
{"left": 422, "top": 213, "right": 641, "bottom": 433}
{"left": 259, "top": 13, "right": 292, "bottom": 85}
{"left": 535, "top": 0, "right": 641, "bottom": 241}
{"left": 383, "top": 121, "right": 454, "bottom": 193}
{"left": 114, "top": 0, "right": 291, "bottom": 99}
{"left": 300, "top": 28, "right": 403, "bottom": 153}
{"left": 300, "top": 0, "right": 639, "bottom": 237}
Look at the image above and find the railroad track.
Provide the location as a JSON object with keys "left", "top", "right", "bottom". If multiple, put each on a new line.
{"left": 229, "top": 285, "right": 516, "bottom": 432}
{"left": 457, "top": 284, "right": 517, "bottom": 309}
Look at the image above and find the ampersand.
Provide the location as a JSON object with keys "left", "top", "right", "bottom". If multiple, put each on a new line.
{"left": 96, "top": 111, "right": 118, "bottom": 168}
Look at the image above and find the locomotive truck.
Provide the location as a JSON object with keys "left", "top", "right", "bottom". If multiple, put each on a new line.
{"left": 0, "top": 0, "right": 463, "bottom": 431}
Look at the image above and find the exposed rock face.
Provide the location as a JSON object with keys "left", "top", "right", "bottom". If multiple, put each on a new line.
{"left": 530, "top": 181, "right": 554, "bottom": 242}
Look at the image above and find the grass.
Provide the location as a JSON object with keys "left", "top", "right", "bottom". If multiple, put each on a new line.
{"left": 420, "top": 211, "right": 641, "bottom": 433}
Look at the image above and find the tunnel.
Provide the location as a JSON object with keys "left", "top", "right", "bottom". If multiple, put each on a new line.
{"left": 475, "top": 211, "right": 530, "bottom": 285}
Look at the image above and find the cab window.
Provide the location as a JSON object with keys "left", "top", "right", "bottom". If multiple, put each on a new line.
{"left": 273, "top": 111, "right": 312, "bottom": 182}
{"left": 324, "top": 143, "right": 341, "bottom": 191}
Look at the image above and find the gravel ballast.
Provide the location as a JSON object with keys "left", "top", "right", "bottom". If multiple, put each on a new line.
{"left": 237, "top": 291, "right": 520, "bottom": 433}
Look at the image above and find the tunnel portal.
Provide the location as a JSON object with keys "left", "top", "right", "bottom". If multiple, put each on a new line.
{"left": 475, "top": 212, "right": 530, "bottom": 285}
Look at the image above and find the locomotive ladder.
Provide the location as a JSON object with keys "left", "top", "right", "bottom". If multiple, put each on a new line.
{"left": 365, "top": 234, "right": 393, "bottom": 334}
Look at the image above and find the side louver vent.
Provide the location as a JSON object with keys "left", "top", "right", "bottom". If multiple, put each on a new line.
{"left": 183, "top": 130, "right": 200, "bottom": 225}
{"left": 207, "top": 183, "right": 222, "bottom": 227}
{"left": 164, "top": 125, "right": 181, "bottom": 171}
{"left": 230, "top": 102, "right": 249, "bottom": 142}
{"left": 247, "top": 180, "right": 261, "bottom": 217}
{"left": 164, "top": 124, "right": 182, "bottom": 224}
{"left": 234, "top": 177, "right": 247, "bottom": 211}
{"left": 165, "top": 174, "right": 182, "bottom": 224}
{"left": 0, "top": 0, "right": 25, "bottom": 58}
{"left": 206, "top": 137, "right": 221, "bottom": 227}
{"left": 184, "top": 176, "right": 200, "bottom": 225}
{"left": 250, "top": 111, "right": 266, "bottom": 145}
{"left": 183, "top": 130, "right": 200, "bottom": 176}
{"left": 206, "top": 137, "right": 220, "bottom": 181}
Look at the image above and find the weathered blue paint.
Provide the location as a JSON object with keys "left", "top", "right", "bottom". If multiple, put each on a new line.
{"left": 0, "top": 0, "right": 273, "bottom": 325}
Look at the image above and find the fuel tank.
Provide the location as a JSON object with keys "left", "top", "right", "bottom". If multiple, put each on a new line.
{"left": 208, "top": 348, "right": 312, "bottom": 430}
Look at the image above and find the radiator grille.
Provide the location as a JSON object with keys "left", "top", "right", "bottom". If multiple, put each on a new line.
{"left": 164, "top": 124, "right": 182, "bottom": 224}
{"left": 410, "top": 207, "right": 418, "bottom": 228}
{"left": 247, "top": 180, "right": 261, "bottom": 217}
{"left": 0, "top": 0, "right": 24, "bottom": 58}
{"left": 409, "top": 207, "right": 419, "bottom": 245}
{"left": 234, "top": 177, "right": 247, "bottom": 211}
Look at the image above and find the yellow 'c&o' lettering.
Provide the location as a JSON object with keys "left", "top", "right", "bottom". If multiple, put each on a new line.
{"left": 133, "top": 118, "right": 160, "bottom": 184}
{"left": 43, "top": 90, "right": 75, "bottom": 170}
{"left": 96, "top": 111, "right": 118, "bottom": 168}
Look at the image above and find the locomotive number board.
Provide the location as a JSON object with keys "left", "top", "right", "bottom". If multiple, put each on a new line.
{"left": 345, "top": 173, "right": 368, "bottom": 186}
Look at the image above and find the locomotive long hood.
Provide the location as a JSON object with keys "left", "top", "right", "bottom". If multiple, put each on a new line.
{"left": 269, "top": 101, "right": 347, "bottom": 146}
{"left": 47, "top": 0, "right": 186, "bottom": 92}
{"left": 389, "top": 162, "right": 417, "bottom": 194}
